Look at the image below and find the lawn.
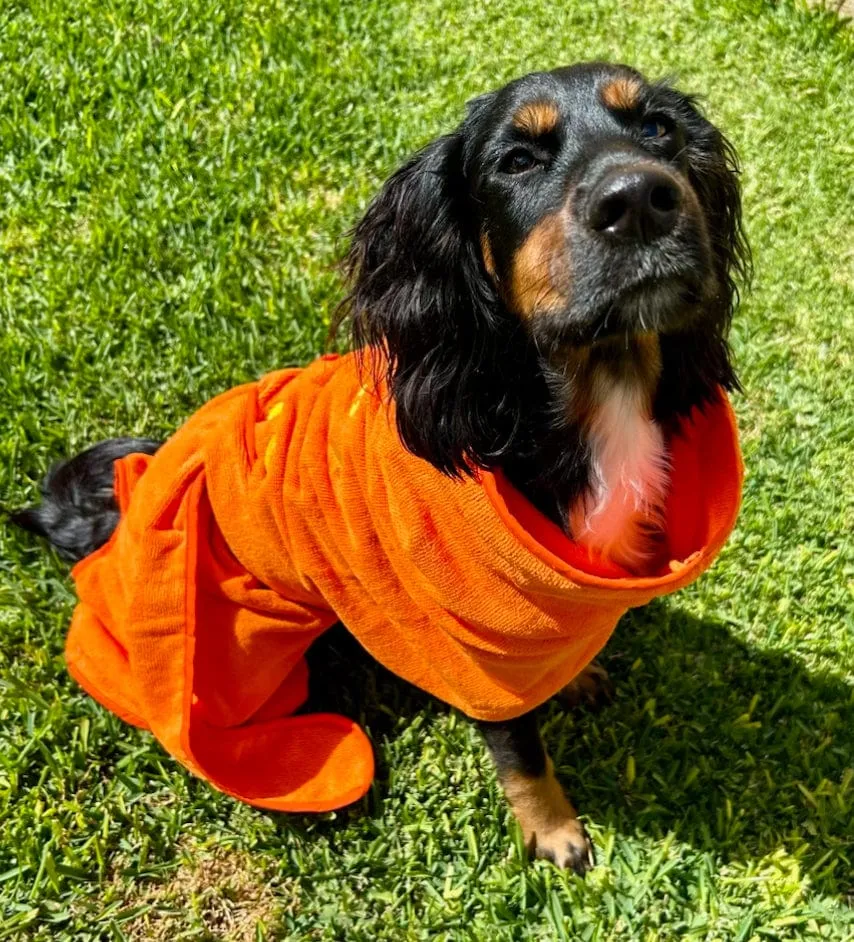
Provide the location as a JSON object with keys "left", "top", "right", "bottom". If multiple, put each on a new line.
{"left": 1, "top": 0, "right": 853, "bottom": 938}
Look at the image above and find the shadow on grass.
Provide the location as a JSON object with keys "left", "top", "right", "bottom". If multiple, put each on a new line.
{"left": 568, "top": 601, "right": 854, "bottom": 899}
{"left": 289, "top": 604, "right": 854, "bottom": 899}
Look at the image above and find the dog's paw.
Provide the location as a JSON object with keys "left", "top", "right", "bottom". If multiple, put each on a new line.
{"left": 503, "top": 758, "right": 597, "bottom": 877}
{"left": 526, "top": 817, "right": 596, "bottom": 875}
{"left": 555, "top": 660, "right": 614, "bottom": 710}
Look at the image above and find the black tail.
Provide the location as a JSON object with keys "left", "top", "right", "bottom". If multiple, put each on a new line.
{"left": 10, "top": 438, "right": 161, "bottom": 563}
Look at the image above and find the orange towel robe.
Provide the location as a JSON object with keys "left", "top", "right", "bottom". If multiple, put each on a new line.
{"left": 68, "top": 352, "right": 742, "bottom": 812}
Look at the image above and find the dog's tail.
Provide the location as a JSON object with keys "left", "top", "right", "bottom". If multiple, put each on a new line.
{"left": 10, "top": 438, "right": 161, "bottom": 562}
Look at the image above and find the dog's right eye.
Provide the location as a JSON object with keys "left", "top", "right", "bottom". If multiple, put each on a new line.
{"left": 500, "top": 148, "right": 540, "bottom": 174}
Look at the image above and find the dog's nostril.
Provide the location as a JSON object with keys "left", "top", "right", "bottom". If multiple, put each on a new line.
{"left": 650, "top": 183, "right": 678, "bottom": 214}
{"left": 596, "top": 195, "right": 629, "bottom": 231}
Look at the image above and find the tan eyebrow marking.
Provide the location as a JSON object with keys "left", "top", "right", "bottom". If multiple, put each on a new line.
{"left": 601, "top": 76, "right": 643, "bottom": 111}
{"left": 512, "top": 100, "right": 560, "bottom": 137}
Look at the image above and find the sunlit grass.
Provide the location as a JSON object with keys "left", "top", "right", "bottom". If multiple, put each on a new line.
{"left": 1, "top": 0, "right": 852, "bottom": 938}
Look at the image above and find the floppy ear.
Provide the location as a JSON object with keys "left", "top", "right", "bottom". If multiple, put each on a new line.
{"left": 657, "top": 98, "right": 751, "bottom": 419}
{"left": 687, "top": 121, "right": 751, "bottom": 323}
{"left": 340, "top": 133, "right": 524, "bottom": 477}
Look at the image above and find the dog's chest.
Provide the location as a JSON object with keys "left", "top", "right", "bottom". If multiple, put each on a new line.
{"left": 569, "top": 380, "right": 670, "bottom": 572}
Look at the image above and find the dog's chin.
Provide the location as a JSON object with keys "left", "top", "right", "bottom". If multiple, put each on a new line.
{"left": 531, "top": 274, "right": 710, "bottom": 351}
{"left": 605, "top": 277, "right": 706, "bottom": 336}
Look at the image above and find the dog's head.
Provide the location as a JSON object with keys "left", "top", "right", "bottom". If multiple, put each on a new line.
{"left": 342, "top": 62, "right": 749, "bottom": 476}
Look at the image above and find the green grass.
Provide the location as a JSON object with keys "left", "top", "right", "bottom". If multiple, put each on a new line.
{"left": 1, "top": 0, "right": 853, "bottom": 938}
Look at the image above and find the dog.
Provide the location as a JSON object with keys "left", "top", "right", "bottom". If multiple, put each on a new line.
{"left": 12, "top": 62, "right": 748, "bottom": 876}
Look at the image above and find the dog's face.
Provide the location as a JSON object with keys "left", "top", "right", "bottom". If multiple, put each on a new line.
{"left": 466, "top": 63, "right": 732, "bottom": 350}
{"left": 343, "top": 62, "right": 748, "bottom": 478}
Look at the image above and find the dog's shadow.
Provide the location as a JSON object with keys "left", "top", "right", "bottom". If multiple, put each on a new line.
{"left": 288, "top": 603, "right": 854, "bottom": 897}
{"left": 558, "top": 602, "right": 854, "bottom": 898}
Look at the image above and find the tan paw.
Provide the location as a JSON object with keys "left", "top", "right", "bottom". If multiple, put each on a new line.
{"left": 555, "top": 660, "right": 614, "bottom": 710}
{"left": 502, "top": 758, "right": 596, "bottom": 876}
{"left": 526, "top": 817, "right": 596, "bottom": 875}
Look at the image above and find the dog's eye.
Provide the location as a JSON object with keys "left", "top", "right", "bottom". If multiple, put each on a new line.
{"left": 640, "top": 117, "right": 671, "bottom": 139}
{"left": 500, "top": 148, "right": 540, "bottom": 174}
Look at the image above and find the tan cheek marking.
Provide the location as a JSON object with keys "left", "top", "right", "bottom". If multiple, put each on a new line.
{"left": 601, "top": 76, "right": 643, "bottom": 111}
{"left": 480, "top": 232, "right": 496, "bottom": 278}
{"left": 508, "top": 212, "right": 570, "bottom": 319}
{"left": 512, "top": 100, "right": 560, "bottom": 137}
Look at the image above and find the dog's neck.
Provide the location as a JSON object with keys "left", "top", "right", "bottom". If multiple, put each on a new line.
{"left": 550, "top": 334, "right": 669, "bottom": 573}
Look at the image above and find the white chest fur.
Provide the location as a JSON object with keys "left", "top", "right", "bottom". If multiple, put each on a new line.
{"left": 569, "top": 377, "right": 670, "bottom": 573}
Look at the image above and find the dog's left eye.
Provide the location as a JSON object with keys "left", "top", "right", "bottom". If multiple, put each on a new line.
{"left": 500, "top": 148, "right": 540, "bottom": 174}
{"left": 640, "top": 117, "right": 670, "bottom": 139}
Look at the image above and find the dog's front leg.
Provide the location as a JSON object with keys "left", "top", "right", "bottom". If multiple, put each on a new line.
{"left": 478, "top": 712, "right": 595, "bottom": 875}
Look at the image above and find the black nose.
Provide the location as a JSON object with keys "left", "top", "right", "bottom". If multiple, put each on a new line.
{"left": 587, "top": 167, "right": 681, "bottom": 242}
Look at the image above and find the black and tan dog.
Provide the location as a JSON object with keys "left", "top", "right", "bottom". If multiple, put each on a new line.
{"left": 340, "top": 61, "right": 748, "bottom": 871}
{"left": 14, "top": 62, "right": 748, "bottom": 875}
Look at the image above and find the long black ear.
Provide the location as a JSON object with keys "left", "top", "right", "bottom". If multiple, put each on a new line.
{"left": 339, "top": 133, "right": 524, "bottom": 477}
{"left": 655, "top": 89, "right": 752, "bottom": 420}
{"left": 687, "top": 120, "right": 752, "bottom": 326}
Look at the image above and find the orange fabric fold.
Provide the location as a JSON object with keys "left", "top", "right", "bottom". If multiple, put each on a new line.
{"left": 67, "top": 351, "right": 742, "bottom": 812}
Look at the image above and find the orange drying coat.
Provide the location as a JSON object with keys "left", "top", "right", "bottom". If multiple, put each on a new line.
{"left": 69, "top": 352, "right": 742, "bottom": 812}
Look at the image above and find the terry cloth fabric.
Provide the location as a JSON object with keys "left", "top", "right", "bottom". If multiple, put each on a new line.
{"left": 67, "top": 351, "right": 743, "bottom": 813}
